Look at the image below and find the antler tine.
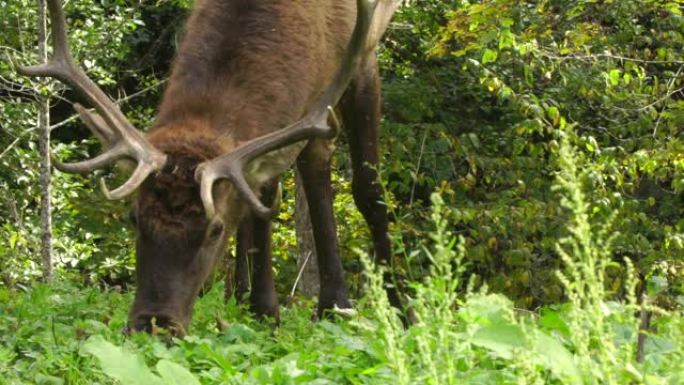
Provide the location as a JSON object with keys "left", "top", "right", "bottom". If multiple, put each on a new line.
{"left": 53, "top": 143, "right": 128, "bottom": 174}
{"left": 18, "top": 0, "right": 166, "bottom": 199}
{"left": 73, "top": 104, "right": 116, "bottom": 145}
{"left": 196, "top": 0, "right": 398, "bottom": 219}
{"left": 100, "top": 160, "right": 162, "bottom": 200}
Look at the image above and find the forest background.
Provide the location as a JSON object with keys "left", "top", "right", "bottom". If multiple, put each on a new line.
{"left": 1, "top": 0, "right": 684, "bottom": 384}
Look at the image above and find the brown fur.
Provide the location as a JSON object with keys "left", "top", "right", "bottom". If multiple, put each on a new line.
{"left": 152, "top": 0, "right": 355, "bottom": 146}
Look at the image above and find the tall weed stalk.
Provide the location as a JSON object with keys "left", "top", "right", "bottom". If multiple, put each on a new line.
{"left": 554, "top": 130, "right": 641, "bottom": 383}
{"left": 359, "top": 193, "right": 468, "bottom": 385}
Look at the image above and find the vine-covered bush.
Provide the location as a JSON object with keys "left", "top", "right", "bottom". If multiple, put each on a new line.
{"left": 379, "top": 0, "right": 684, "bottom": 306}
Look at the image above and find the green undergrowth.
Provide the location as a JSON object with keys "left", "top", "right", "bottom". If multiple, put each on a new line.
{"left": 1, "top": 262, "right": 683, "bottom": 385}
{"left": 1, "top": 138, "right": 684, "bottom": 384}
{"left": 0, "top": 255, "right": 682, "bottom": 384}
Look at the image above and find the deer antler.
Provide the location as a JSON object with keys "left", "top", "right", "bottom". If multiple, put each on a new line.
{"left": 195, "top": 0, "right": 400, "bottom": 219}
{"left": 18, "top": 0, "right": 166, "bottom": 199}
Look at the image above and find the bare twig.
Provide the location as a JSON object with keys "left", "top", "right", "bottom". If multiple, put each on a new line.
{"left": 290, "top": 251, "right": 312, "bottom": 299}
{"left": 653, "top": 64, "right": 684, "bottom": 136}
{"left": 0, "top": 137, "right": 22, "bottom": 160}
{"left": 640, "top": 86, "right": 684, "bottom": 113}
{"left": 48, "top": 78, "right": 167, "bottom": 131}
{"left": 636, "top": 294, "right": 652, "bottom": 363}
{"left": 0, "top": 45, "right": 27, "bottom": 55}
{"left": 540, "top": 50, "right": 684, "bottom": 65}
{"left": 409, "top": 128, "right": 428, "bottom": 206}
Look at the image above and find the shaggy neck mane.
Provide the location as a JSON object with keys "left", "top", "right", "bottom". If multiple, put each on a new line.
{"left": 147, "top": 121, "right": 232, "bottom": 164}
{"left": 138, "top": 127, "right": 222, "bottom": 234}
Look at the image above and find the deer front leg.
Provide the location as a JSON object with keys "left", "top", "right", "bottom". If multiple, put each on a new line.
{"left": 234, "top": 216, "right": 253, "bottom": 304}
{"left": 239, "top": 179, "right": 280, "bottom": 322}
{"left": 296, "top": 139, "right": 352, "bottom": 318}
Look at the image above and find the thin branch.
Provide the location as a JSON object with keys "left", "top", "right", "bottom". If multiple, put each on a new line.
{"left": 0, "top": 137, "right": 22, "bottom": 159}
{"left": 653, "top": 64, "right": 684, "bottom": 136}
{"left": 0, "top": 45, "right": 29, "bottom": 56}
{"left": 290, "top": 251, "right": 312, "bottom": 299}
{"left": 0, "top": 74, "right": 33, "bottom": 92}
{"left": 540, "top": 50, "right": 684, "bottom": 65}
{"left": 409, "top": 128, "right": 428, "bottom": 206}
{"left": 48, "top": 78, "right": 167, "bottom": 131}
{"left": 636, "top": 294, "right": 652, "bottom": 363}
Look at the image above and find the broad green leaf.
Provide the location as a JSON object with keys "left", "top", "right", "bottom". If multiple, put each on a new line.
{"left": 35, "top": 374, "right": 64, "bottom": 385}
{"left": 156, "top": 360, "right": 200, "bottom": 385}
{"left": 459, "top": 294, "right": 514, "bottom": 325}
{"left": 482, "top": 48, "right": 498, "bottom": 64}
{"left": 539, "top": 308, "right": 570, "bottom": 338}
{"left": 468, "top": 133, "right": 481, "bottom": 149}
{"left": 533, "top": 331, "right": 582, "bottom": 385}
{"left": 9, "top": 232, "right": 18, "bottom": 249}
{"left": 471, "top": 323, "right": 526, "bottom": 359}
{"left": 648, "top": 276, "right": 668, "bottom": 296}
{"left": 82, "top": 335, "right": 163, "bottom": 385}
{"left": 498, "top": 29, "right": 516, "bottom": 49}
{"left": 608, "top": 69, "right": 621, "bottom": 86}
{"left": 547, "top": 106, "right": 560, "bottom": 126}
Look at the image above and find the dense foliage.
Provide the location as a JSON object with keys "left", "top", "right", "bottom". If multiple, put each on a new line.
{"left": 380, "top": 0, "right": 684, "bottom": 306}
{"left": 3, "top": 0, "right": 683, "bottom": 303}
{"left": 1, "top": 0, "right": 684, "bottom": 383}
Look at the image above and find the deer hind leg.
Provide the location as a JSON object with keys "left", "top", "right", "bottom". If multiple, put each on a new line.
{"left": 235, "top": 178, "right": 280, "bottom": 322}
{"left": 340, "top": 58, "right": 406, "bottom": 313}
{"left": 296, "top": 139, "right": 352, "bottom": 317}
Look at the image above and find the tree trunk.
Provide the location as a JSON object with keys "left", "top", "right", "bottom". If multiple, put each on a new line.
{"left": 37, "top": 0, "right": 53, "bottom": 281}
{"left": 7, "top": 196, "right": 21, "bottom": 226}
{"left": 294, "top": 169, "right": 319, "bottom": 298}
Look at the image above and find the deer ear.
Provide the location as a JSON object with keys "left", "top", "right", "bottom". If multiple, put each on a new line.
{"left": 244, "top": 142, "right": 308, "bottom": 188}
{"left": 128, "top": 206, "right": 138, "bottom": 226}
{"left": 207, "top": 219, "right": 224, "bottom": 241}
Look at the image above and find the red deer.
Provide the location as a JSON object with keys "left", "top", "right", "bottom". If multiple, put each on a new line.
{"left": 20, "top": 0, "right": 402, "bottom": 334}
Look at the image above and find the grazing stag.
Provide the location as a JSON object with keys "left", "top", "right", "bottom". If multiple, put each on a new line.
{"left": 20, "top": 0, "right": 402, "bottom": 334}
